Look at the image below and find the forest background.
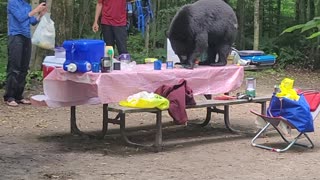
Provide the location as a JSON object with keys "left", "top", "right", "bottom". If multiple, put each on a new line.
{"left": 0, "top": 0, "right": 319, "bottom": 88}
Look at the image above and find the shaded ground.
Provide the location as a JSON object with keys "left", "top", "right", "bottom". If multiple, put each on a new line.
{"left": 0, "top": 69, "right": 320, "bottom": 180}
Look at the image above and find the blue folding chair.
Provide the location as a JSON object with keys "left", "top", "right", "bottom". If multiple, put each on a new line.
{"left": 250, "top": 90, "right": 320, "bottom": 152}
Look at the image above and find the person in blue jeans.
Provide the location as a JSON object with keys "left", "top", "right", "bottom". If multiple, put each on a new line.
{"left": 4, "top": 0, "right": 47, "bottom": 107}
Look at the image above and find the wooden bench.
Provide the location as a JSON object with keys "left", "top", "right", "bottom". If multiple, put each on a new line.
{"left": 105, "top": 96, "right": 271, "bottom": 152}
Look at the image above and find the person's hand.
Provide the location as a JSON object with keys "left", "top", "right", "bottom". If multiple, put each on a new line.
{"left": 92, "top": 22, "right": 99, "bottom": 33}
{"left": 36, "top": 3, "right": 47, "bottom": 21}
{"left": 39, "top": 7, "right": 48, "bottom": 17}
{"left": 36, "top": 3, "right": 47, "bottom": 13}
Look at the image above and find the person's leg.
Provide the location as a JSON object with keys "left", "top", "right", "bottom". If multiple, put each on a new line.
{"left": 101, "top": 25, "right": 115, "bottom": 47}
{"left": 113, "top": 26, "right": 128, "bottom": 55}
{"left": 3, "top": 35, "right": 24, "bottom": 103}
{"left": 15, "top": 36, "right": 31, "bottom": 102}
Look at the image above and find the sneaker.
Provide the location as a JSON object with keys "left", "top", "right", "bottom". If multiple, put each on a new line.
{"left": 6, "top": 100, "right": 19, "bottom": 107}
{"left": 17, "top": 99, "right": 31, "bottom": 105}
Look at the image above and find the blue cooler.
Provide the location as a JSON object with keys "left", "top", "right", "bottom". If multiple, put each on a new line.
{"left": 238, "top": 50, "right": 265, "bottom": 57}
{"left": 241, "top": 55, "right": 276, "bottom": 65}
{"left": 63, "top": 39, "right": 104, "bottom": 73}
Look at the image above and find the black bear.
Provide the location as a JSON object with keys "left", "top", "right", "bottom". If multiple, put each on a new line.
{"left": 167, "top": 0, "right": 238, "bottom": 69}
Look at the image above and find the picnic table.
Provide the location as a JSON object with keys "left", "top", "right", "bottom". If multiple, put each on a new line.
{"left": 34, "top": 64, "right": 255, "bottom": 150}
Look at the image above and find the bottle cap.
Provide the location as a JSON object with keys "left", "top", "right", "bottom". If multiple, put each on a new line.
{"left": 67, "top": 63, "right": 77, "bottom": 72}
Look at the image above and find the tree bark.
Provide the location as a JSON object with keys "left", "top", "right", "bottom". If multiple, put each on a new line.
{"left": 236, "top": 0, "right": 245, "bottom": 50}
{"left": 276, "top": 0, "right": 282, "bottom": 35}
{"left": 253, "top": 0, "right": 260, "bottom": 50}
{"left": 51, "top": 0, "right": 74, "bottom": 46}
{"left": 298, "top": 0, "right": 307, "bottom": 23}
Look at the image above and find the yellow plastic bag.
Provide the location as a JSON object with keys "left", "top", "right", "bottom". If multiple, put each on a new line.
{"left": 276, "top": 78, "right": 299, "bottom": 101}
{"left": 119, "top": 91, "right": 169, "bottom": 110}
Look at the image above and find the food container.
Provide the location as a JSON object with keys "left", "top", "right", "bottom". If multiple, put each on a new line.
{"left": 63, "top": 39, "right": 104, "bottom": 73}
{"left": 42, "top": 56, "right": 65, "bottom": 78}
{"left": 145, "top": 58, "right": 157, "bottom": 64}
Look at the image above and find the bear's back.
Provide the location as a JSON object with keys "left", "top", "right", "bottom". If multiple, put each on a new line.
{"left": 190, "top": 0, "right": 237, "bottom": 24}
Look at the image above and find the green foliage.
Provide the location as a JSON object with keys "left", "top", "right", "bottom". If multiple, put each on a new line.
{"left": 127, "top": 34, "right": 148, "bottom": 64}
{"left": 127, "top": 33, "right": 166, "bottom": 64}
{"left": 276, "top": 47, "right": 306, "bottom": 69}
{"left": 0, "top": 35, "right": 7, "bottom": 73}
{"left": 25, "top": 70, "right": 43, "bottom": 89}
{"left": 0, "top": 35, "right": 7, "bottom": 88}
{"left": 0, "top": 72, "right": 5, "bottom": 89}
{"left": 282, "top": 17, "right": 320, "bottom": 40}
{"left": 149, "top": 48, "right": 166, "bottom": 61}
{"left": 0, "top": 1, "right": 7, "bottom": 35}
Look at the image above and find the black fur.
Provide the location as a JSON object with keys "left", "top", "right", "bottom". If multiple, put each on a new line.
{"left": 168, "top": 0, "right": 238, "bottom": 69}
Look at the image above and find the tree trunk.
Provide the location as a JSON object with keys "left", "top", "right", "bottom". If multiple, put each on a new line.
{"left": 145, "top": 18, "right": 150, "bottom": 55}
{"left": 77, "top": 0, "right": 90, "bottom": 39}
{"left": 299, "top": 0, "right": 307, "bottom": 23}
{"left": 253, "top": 0, "right": 260, "bottom": 50}
{"left": 236, "top": 0, "right": 245, "bottom": 50}
{"left": 51, "top": 0, "right": 74, "bottom": 46}
{"left": 314, "top": 0, "right": 320, "bottom": 69}
{"left": 307, "top": 0, "right": 315, "bottom": 20}
{"left": 315, "top": 0, "right": 320, "bottom": 16}
{"left": 151, "top": 0, "right": 157, "bottom": 48}
{"left": 276, "top": 0, "right": 281, "bottom": 35}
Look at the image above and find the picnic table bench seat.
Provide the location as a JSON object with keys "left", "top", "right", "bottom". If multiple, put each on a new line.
{"left": 102, "top": 96, "right": 271, "bottom": 152}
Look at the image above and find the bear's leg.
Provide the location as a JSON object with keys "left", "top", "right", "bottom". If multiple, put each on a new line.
{"left": 178, "top": 55, "right": 188, "bottom": 65}
{"left": 184, "top": 53, "right": 198, "bottom": 69}
{"left": 205, "top": 45, "right": 218, "bottom": 65}
{"left": 212, "top": 44, "right": 232, "bottom": 66}
{"left": 185, "top": 33, "right": 208, "bottom": 69}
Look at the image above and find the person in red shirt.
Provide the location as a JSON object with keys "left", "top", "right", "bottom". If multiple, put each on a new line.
{"left": 92, "top": 0, "right": 128, "bottom": 55}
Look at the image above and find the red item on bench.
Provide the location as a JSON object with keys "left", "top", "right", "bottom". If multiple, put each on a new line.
{"left": 213, "top": 95, "right": 237, "bottom": 100}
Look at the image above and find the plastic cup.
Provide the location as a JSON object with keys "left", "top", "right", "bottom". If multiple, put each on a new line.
{"left": 154, "top": 60, "right": 162, "bottom": 70}
{"left": 92, "top": 63, "right": 100, "bottom": 73}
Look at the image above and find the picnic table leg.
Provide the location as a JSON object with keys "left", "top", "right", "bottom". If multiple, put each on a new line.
{"left": 225, "top": 101, "right": 268, "bottom": 133}
{"left": 154, "top": 111, "right": 163, "bottom": 152}
{"left": 70, "top": 105, "right": 109, "bottom": 138}
{"left": 261, "top": 102, "right": 266, "bottom": 115}
{"left": 100, "top": 104, "right": 109, "bottom": 138}
{"left": 119, "top": 112, "right": 145, "bottom": 147}
{"left": 223, "top": 105, "right": 238, "bottom": 132}
{"left": 198, "top": 94, "right": 214, "bottom": 126}
{"left": 119, "top": 111, "right": 163, "bottom": 152}
{"left": 70, "top": 106, "right": 82, "bottom": 135}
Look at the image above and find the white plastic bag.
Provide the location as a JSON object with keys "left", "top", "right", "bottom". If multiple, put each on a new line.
{"left": 167, "top": 38, "right": 180, "bottom": 65}
{"left": 32, "top": 13, "right": 55, "bottom": 50}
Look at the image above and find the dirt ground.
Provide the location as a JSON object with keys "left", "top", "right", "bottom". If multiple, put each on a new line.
{"left": 1, "top": 69, "right": 320, "bottom": 180}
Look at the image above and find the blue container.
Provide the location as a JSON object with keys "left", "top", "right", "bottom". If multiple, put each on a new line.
{"left": 63, "top": 39, "right": 104, "bottom": 73}
{"left": 154, "top": 60, "right": 162, "bottom": 70}
{"left": 166, "top": 61, "right": 173, "bottom": 69}
{"left": 238, "top": 50, "right": 265, "bottom": 57}
{"left": 241, "top": 55, "right": 276, "bottom": 65}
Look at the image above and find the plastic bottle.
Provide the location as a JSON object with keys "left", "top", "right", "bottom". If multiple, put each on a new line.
{"left": 105, "top": 46, "right": 114, "bottom": 59}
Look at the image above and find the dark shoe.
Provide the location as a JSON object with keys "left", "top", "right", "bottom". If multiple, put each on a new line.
{"left": 6, "top": 100, "right": 19, "bottom": 107}
{"left": 17, "top": 99, "right": 31, "bottom": 105}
